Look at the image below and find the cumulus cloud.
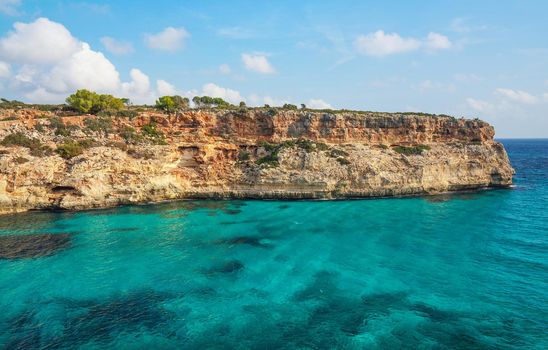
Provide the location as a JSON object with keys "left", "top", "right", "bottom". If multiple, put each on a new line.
{"left": 144, "top": 27, "right": 189, "bottom": 52}
{"left": 242, "top": 53, "right": 275, "bottom": 74}
{"left": 0, "top": 18, "right": 81, "bottom": 64}
{"left": 495, "top": 88, "right": 538, "bottom": 104}
{"left": 43, "top": 43, "right": 121, "bottom": 93}
{"left": 100, "top": 36, "right": 134, "bottom": 55}
{"left": 156, "top": 79, "right": 177, "bottom": 96}
{"left": 0, "top": 17, "right": 178, "bottom": 104}
{"left": 308, "top": 98, "right": 332, "bottom": 109}
{"left": 354, "top": 30, "right": 452, "bottom": 57}
{"left": 219, "top": 63, "right": 231, "bottom": 75}
{"left": 0, "top": 0, "right": 21, "bottom": 15}
{"left": 202, "top": 83, "right": 243, "bottom": 104}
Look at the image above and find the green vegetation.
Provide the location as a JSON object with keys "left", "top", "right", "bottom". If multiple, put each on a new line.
{"left": 329, "top": 148, "right": 349, "bottom": 158}
{"left": 48, "top": 117, "right": 79, "bottom": 136}
{"left": 256, "top": 153, "right": 279, "bottom": 167}
{"left": 238, "top": 150, "right": 250, "bottom": 161}
{"left": 116, "top": 110, "right": 138, "bottom": 119}
{"left": 0, "top": 132, "right": 52, "bottom": 157}
{"left": 155, "top": 95, "right": 189, "bottom": 113}
{"left": 55, "top": 138, "right": 95, "bottom": 159}
{"left": 119, "top": 126, "right": 143, "bottom": 144}
{"left": 255, "top": 139, "right": 331, "bottom": 167}
{"left": 282, "top": 103, "right": 298, "bottom": 110}
{"left": 192, "top": 96, "right": 232, "bottom": 108}
{"left": 84, "top": 116, "right": 113, "bottom": 136}
{"left": 393, "top": 145, "right": 431, "bottom": 155}
{"left": 141, "top": 123, "right": 166, "bottom": 144}
{"left": 56, "top": 141, "right": 83, "bottom": 159}
{"left": 336, "top": 157, "right": 351, "bottom": 165}
{"left": 65, "top": 89, "right": 126, "bottom": 114}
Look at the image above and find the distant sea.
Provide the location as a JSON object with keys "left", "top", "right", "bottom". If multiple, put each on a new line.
{"left": 0, "top": 139, "right": 546, "bottom": 349}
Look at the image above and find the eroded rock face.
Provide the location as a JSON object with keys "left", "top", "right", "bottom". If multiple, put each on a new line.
{"left": 0, "top": 108, "right": 514, "bottom": 214}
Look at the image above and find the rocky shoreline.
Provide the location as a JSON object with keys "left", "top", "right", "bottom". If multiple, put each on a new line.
{"left": 0, "top": 107, "right": 514, "bottom": 215}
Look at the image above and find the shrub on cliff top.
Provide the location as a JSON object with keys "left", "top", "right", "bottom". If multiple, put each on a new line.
{"left": 66, "top": 89, "right": 126, "bottom": 114}
{"left": 56, "top": 142, "right": 83, "bottom": 159}
{"left": 1, "top": 132, "right": 52, "bottom": 157}
{"left": 55, "top": 139, "right": 95, "bottom": 159}
{"left": 282, "top": 103, "right": 298, "bottom": 110}
{"left": 48, "top": 117, "right": 79, "bottom": 137}
{"left": 84, "top": 116, "right": 113, "bottom": 136}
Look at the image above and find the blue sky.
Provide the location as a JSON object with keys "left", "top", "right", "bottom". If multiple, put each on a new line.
{"left": 0, "top": 0, "right": 547, "bottom": 137}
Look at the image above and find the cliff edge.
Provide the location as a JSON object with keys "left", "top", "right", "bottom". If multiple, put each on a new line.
{"left": 0, "top": 108, "right": 514, "bottom": 214}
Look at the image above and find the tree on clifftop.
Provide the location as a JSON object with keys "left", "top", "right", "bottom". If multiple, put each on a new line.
{"left": 192, "top": 96, "right": 231, "bottom": 108}
{"left": 65, "top": 89, "right": 125, "bottom": 114}
{"left": 155, "top": 95, "right": 189, "bottom": 113}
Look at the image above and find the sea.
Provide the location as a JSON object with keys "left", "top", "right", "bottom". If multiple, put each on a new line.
{"left": 0, "top": 139, "right": 546, "bottom": 349}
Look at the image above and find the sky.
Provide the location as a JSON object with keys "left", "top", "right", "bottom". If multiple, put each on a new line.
{"left": 0, "top": 0, "right": 547, "bottom": 138}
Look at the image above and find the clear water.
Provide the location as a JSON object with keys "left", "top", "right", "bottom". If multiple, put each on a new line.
{"left": 0, "top": 139, "right": 546, "bottom": 349}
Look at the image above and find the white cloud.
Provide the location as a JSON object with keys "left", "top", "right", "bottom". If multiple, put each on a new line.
{"left": 466, "top": 98, "right": 494, "bottom": 112}
{"left": 354, "top": 31, "right": 420, "bottom": 57}
{"left": 156, "top": 79, "right": 177, "bottom": 96}
{"left": 219, "top": 63, "right": 231, "bottom": 75}
{"left": 202, "top": 83, "right": 243, "bottom": 104}
{"left": 121, "top": 68, "right": 151, "bottom": 99}
{"left": 308, "top": 98, "right": 332, "bottom": 109}
{"left": 543, "top": 92, "right": 548, "bottom": 101}
{"left": 100, "top": 36, "right": 134, "bottom": 55}
{"left": 144, "top": 27, "right": 189, "bottom": 52}
{"left": 0, "top": 17, "right": 180, "bottom": 104}
{"left": 0, "top": 61, "right": 10, "bottom": 78}
{"left": 495, "top": 88, "right": 538, "bottom": 104}
{"left": 242, "top": 53, "right": 275, "bottom": 74}
{"left": 0, "top": 0, "right": 21, "bottom": 16}
{"left": 354, "top": 30, "right": 452, "bottom": 57}
{"left": 44, "top": 43, "right": 121, "bottom": 94}
{"left": 0, "top": 17, "right": 81, "bottom": 64}
{"left": 424, "top": 32, "right": 452, "bottom": 50}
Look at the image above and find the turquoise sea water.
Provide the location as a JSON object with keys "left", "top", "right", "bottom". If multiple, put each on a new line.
{"left": 0, "top": 139, "right": 547, "bottom": 349}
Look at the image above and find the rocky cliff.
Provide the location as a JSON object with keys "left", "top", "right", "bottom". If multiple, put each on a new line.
{"left": 0, "top": 107, "right": 514, "bottom": 214}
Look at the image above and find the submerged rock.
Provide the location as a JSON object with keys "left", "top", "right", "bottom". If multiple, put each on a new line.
{"left": 0, "top": 233, "right": 72, "bottom": 260}
{"left": 215, "top": 236, "right": 272, "bottom": 248}
{"left": 204, "top": 260, "right": 245, "bottom": 275}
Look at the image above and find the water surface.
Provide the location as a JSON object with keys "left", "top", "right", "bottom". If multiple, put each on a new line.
{"left": 0, "top": 139, "right": 546, "bottom": 349}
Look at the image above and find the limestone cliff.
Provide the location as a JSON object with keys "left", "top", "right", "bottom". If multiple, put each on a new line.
{"left": 0, "top": 108, "right": 514, "bottom": 214}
